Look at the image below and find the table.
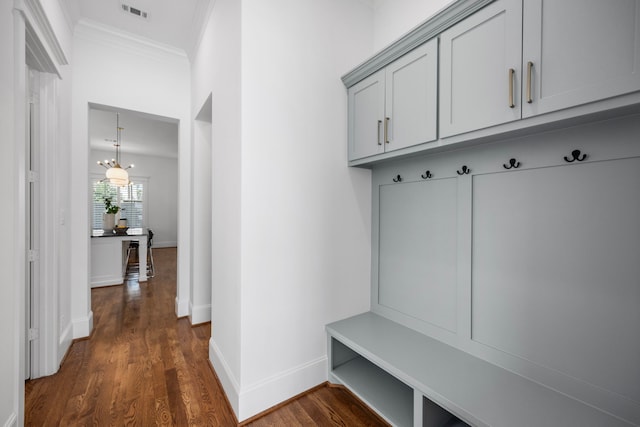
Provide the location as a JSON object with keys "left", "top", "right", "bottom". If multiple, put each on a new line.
{"left": 90, "top": 228, "right": 148, "bottom": 287}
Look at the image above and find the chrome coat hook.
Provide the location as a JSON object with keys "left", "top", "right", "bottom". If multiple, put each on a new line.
{"left": 457, "top": 165, "right": 471, "bottom": 175}
{"left": 564, "top": 150, "right": 587, "bottom": 163}
{"left": 421, "top": 170, "right": 432, "bottom": 179}
{"left": 392, "top": 174, "right": 402, "bottom": 183}
{"left": 503, "top": 158, "right": 521, "bottom": 169}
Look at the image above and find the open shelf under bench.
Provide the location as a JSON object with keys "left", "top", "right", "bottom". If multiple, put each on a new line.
{"left": 326, "top": 312, "right": 632, "bottom": 427}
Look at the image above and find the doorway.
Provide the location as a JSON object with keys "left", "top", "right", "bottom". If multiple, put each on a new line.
{"left": 190, "top": 94, "right": 213, "bottom": 325}
{"left": 24, "top": 67, "right": 62, "bottom": 380}
{"left": 25, "top": 68, "right": 40, "bottom": 380}
{"left": 87, "top": 105, "right": 179, "bottom": 291}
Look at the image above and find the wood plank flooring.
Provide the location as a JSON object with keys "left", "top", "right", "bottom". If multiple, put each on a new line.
{"left": 25, "top": 247, "right": 388, "bottom": 426}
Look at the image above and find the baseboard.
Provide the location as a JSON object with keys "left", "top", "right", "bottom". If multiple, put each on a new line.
{"left": 154, "top": 241, "right": 176, "bottom": 248}
{"left": 90, "top": 275, "right": 123, "bottom": 288}
{"left": 175, "top": 296, "right": 190, "bottom": 318}
{"left": 57, "top": 322, "right": 73, "bottom": 367}
{"left": 209, "top": 338, "right": 240, "bottom": 417}
{"left": 189, "top": 302, "right": 211, "bottom": 325}
{"left": 209, "top": 341, "right": 329, "bottom": 422}
{"left": 3, "top": 412, "right": 17, "bottom": 427}
{"left": 237, "top": 355, "right": 328, "bottom": 422}
{"left": 239, "top": 382, "right": 328, "bottom": 426}
{"left": 72, "top": 310, "right": 93, "bottom": 339}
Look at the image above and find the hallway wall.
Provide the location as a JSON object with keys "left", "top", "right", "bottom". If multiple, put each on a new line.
{"left": 192, "top": 0, "right": 375, "bottom": 421}
{"left": 191, "top": 0, "right": 242, "bottom": 415}
{"left": 70, "top": 19, "right": 192, "bottom": 338}
{"left": 239, "top": 0, "right": 374, "bottom": 419}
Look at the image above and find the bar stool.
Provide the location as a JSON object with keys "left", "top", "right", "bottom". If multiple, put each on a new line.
{"left": 147, "top": 228, "right": 155, "bottom": 278}
{"left": 127, "top": 240, "right": 139, "bottom": 265}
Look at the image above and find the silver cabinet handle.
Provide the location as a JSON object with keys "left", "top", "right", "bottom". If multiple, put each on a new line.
{"left": 377, "top": 120, "right": 382, "bottom": 145}
{"left": 385, "top": 117, "right": 390, "bottom": 144}
{"left": 508, "top": 68, "right": 515, "bottom": 108}
{"left": 526, "top": 61, "right": 533, "bottom": 104}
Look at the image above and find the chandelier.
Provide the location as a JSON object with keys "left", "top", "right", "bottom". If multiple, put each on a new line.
{"left": 97, "top": 112, "right": 134, "bottom": 187}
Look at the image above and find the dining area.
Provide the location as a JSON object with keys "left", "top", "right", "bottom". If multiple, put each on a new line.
{"left": 90, "top": 227, "right": 155, "bottom": 288}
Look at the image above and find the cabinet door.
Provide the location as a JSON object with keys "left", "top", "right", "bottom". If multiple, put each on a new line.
{"left": 522, "top": 0, "right": 640, "bottom": 117}
{"left": 439, "top": 0, "right": 522, "bottom": 138}
{"left": 385, "top": 39, "right": 438, "bottom": 152}
{"left": 348, "top": 70, "right": 385, "bottom": 161}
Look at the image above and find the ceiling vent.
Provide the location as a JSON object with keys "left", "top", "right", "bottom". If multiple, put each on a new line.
{"left": 121, "top": 3, "right": 149, "bottom": 19}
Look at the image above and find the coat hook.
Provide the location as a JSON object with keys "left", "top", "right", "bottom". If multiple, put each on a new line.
{"left": 392, "top": 174, "right": 402, "bottom": 183}
{"left": 503, "top": 158, "right": 521, "bottom": 169}
{"left": 457, "top": 165, "right": 471, "bottom": 175}
{"left": 421, "top": 170, "right": 432, "bottom": 179}
{"left": 564, "top": 150, "right": 587, "bottom": 163}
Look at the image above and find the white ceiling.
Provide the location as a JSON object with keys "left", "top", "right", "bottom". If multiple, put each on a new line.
{"left": 89, "top": 106, "right": 179, "bottom": 159}
{"left": 61, "top": 0, "right": 213, "bottom": 55}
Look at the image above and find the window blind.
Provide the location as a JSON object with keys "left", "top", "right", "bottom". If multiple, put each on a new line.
{"left": 119, "top": 182, "right": 144, "bottom": 227}
{"left": 91, "top": 177, "right": 146, "bottom": 229}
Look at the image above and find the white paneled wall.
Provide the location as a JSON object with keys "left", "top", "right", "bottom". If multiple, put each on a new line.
{"left": 371, "top": 114, "right": 640, "bottom": 423}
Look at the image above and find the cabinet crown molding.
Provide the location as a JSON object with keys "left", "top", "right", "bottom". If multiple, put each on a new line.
{"left": 341, "top": 0, "right": 495, "bottom": 88}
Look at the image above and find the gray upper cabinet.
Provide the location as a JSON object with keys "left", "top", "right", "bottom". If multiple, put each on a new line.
{"left": 384, "top": 40, "right": 438, "bottom": 152}
{"left": 348, "top": 69, "right": 385, "bottom": 160}
{"left": 345, "top": 0, "right": 640, "bottom": 165}
{"left": 440, "top": 0, "right": 640, "bottom": 138}
{"left": 522, "top": 0, "right": 640, "bottom": 118}
{"left": 439, "top": 0, "right": 523, "bottom": 138}
{"left": 348, "top": 40, "right": 438, "bottom": 161}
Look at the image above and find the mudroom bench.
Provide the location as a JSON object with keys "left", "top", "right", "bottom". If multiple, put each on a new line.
{"left": 326, "top": 312, "right": 630, "bottom": 427}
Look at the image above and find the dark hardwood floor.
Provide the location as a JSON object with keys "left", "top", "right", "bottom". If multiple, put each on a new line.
{"left": 25, "top": 247, "right": 388, "bottom": 426}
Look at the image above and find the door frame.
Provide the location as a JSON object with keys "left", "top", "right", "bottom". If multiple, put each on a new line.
{"left": 13, "top": 1, "right": 68, "bottom": 423}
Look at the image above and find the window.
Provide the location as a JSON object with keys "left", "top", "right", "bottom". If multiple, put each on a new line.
{"left": 91, "top": 175, "right": 148, "bottom": 229}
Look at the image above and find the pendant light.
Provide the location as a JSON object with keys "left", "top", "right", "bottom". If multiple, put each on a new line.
{"left": 97, "top": 112, "right": 134, "bottom": 186}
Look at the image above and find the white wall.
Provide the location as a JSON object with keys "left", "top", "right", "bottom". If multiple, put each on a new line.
{"left": 70, "top": 20, "right": 191, "bottom": 336}
{"left": 90, "top": 149, "right": 178, "bottom": 247}
{"left": 239, "top": 1, "right": 374, "bottom": 419}
{"left": 191, "top": 0, "right": 374, "bottom": 421}
{"left": 372, "top": 0, "right": 454, "bottom": 50}
{"left": 191, "top": 0, "right": 243, "bottom": 414}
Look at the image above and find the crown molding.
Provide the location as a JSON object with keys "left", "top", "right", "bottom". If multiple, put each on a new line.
{"left": 341, "top": 0, "right": 495, "bottom": 87}
{"left": 186, "top": 0, "right": 216, "bottom": 62}
{"left": 75, "top": 18, "right": 189, "bottom": 62}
